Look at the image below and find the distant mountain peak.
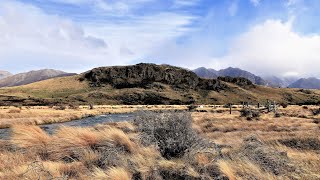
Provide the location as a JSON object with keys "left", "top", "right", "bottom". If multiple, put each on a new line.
{"left": 288, "top": 77, "right": 320, "bottom": 89}
{"left": 0, "top": 69, "right": 76, "bottom": 87}
{"left": 0, "top": 70, "right": 12, "bottom": 80}
{"left": 193, "top": 67, "right": 266, "bottom": 85}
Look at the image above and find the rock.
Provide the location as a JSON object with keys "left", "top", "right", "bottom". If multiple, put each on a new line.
{"left": 217, "top": 76, "right": 254, "bottom": 87}
{"left": 82, "top": 63, "right": 227, "bottom": 91}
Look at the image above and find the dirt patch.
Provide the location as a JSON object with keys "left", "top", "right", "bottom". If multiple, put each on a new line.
{"left": 279, "top": 138, "right": 320, "bottom": 151}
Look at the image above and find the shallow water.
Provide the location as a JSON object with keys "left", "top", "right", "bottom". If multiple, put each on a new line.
{"left": 0, "top": 113, "right": 134, "bottom": 140}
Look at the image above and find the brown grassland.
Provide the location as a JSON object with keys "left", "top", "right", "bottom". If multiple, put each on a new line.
{"left": 0, "top": 105, "right": 319, "bottom": 179}
{"left": 0, "top": 105, "right": 187, "bottom": 128}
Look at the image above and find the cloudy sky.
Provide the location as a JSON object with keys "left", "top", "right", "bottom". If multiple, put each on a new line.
{"left": 0, "top": 0, "right": 319, "bottom": 78}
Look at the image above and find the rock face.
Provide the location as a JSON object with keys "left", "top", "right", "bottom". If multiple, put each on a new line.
{"left": 194, "top": 67, "right": 266, "bottom": 85}
{"left": 83, "top": 63, "right": 227, "bottom": 91}
{"left": 0, "top": 69, "right": 76, "bottom": 87}
{"left": 0, "top": 70, "right": 12, "bottom": 80}
{"left": 217, "top": 76, "right": 254, "bottom": 87}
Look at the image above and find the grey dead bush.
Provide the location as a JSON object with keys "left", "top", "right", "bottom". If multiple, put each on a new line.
{"left": 240, "top": 108, "right": 260, "bottom": 120}
{"left": 311, "top": 108, "right": 320, "bottom": 115}
{"left": 134, "top": 111, "right": 218, "bottom": 159}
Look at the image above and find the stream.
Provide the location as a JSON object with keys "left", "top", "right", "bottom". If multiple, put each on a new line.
{"left": 0, "top": 113, "right": 134, "bottom": 140}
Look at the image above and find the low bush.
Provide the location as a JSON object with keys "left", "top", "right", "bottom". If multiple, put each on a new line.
{"left": 280, "top": 103, "right": 288, "bottom": 108}
{"left": 134, "top": 111, "right": 215, "bottom": 159}
{"left": 274, "top": 112, "right": 281, "bottom": 118}
{"left": 55, "top": 105, "right": 66, "bottom": 110}
{"left": 311, "top": 108, "right": 320, "bottom": 115}
{"left": 187, "top": 105, "right": 197, "bottom": 111}
{"left": 240, "top": 108, "right": 260, "bottom": 120}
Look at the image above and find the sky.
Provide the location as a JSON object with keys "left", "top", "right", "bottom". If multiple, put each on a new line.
{"left": 0, "top": 0, "right": 320, "bottom": 78}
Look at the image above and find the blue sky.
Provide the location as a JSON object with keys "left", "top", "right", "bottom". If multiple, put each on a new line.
{"left": 0, "top": 0, "right": 320, "bottom": 77}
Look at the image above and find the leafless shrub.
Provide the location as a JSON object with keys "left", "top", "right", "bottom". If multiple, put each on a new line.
{"left": 55, "top": 105, "right": 66, "bottom": 110}
{"left": 240, "top": 108, "right": 260, "bottom": 120}
{"left": 274, "top": 112, "right": 281, "bottom": 118}
{"left": 68, "top": 104, "right": 79, "bottom": 110}
{"left": 187, "top": 105, "right": 197, "bottom": 112}
{"left": 134, "top": 111, "right": 217, "bottom": 159}
{"left": 280, "top": 103, "right": 288, "bottom": 108}
{"left": 311, "top": 108, "right": 320, "bottom": 115}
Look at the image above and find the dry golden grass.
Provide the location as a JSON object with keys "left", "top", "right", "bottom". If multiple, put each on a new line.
{"left": 0, "top": 105, "right": 188, "bottom": 128}
{"left": 0, "top": 105, "right": 320, "bottom": 179}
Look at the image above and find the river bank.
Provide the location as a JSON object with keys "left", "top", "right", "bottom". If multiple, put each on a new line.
{"left": 0, "top": 105, "right": 189, "bottom": 129}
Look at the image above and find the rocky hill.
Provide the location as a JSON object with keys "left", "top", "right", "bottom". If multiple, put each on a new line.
{"left": 194, "top": 67, "right": 266, "bottom": 85}
{"left": 0, "top": 70, "right": 12, "bottom": 80}
{"left": 83, "top": 63, "right": 230, "bottom": 91}
{"left": 0, "top": 69, "right": 76, "bottom": 87}
{"left": 0, "top": 63, "right": 319, "bottom": 106}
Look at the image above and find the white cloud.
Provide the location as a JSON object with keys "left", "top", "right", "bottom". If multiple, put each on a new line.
{"left": 0, "top": 0, "right": 196, "bottom": 72}
{"left": 213, "top": 19, "right": 320, "bottom": 77}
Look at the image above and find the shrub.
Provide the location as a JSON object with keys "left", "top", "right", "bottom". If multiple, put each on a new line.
{"left": 274, "top": 112, "right": 281, "bottom": 118}
{"left": 68, "top": 104, "right": 79, "bottom": 110}
{"left": 280, "top": 103, "right": 288, "bottom": 108}
{"left": 187, "top": 105, "right": 197, "bottom": 112}
{"left": 55, "top": 105, "right": 66, "bottom": 110}
{"left": 311, "top": 108, "right": 320, "bottom": 115}
{"left": 134, "top": 111, "right": 207, "bottom": 159}
{"left": 240, "top": 108, "right": 260, "bottom": 120}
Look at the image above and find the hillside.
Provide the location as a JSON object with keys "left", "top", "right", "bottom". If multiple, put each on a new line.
{"left": 0, "top": 69, "right": 76, "bottom": 88}
{"left": 194, "top": 67, "right": 266, "bottom": 85}
{"left": 289, "top": 77, "right": 320, "bottom": 89}
{"left": 0, "top": 63, "right": 319, "bottom": 106}
{"left": 0, "top": 70, "right": 12, "bottom": 80}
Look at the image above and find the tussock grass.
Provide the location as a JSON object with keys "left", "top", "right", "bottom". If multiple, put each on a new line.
{"left": 1, "top": 107, "right": 320, "bottom": 179}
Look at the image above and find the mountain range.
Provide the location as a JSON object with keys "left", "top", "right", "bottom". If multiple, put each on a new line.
{"left": 288, "top": 77, "right": 320, "bottom": 89}
{"left": 0, "top": 69, "right": 76, "bottom": 88}
{"left": 0, "top": 65, "right": 319, "bottom": 90}
{"left": 0, "top": 63, "right": 319, "bottom": 106}
{"left": 193, "top": 67, "right": 320, "bottom": 89}
{"left": 194, "top": 67, "right": 266, "bottom": 85}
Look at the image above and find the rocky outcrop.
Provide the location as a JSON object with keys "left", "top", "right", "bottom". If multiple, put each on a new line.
{"left": 218, "top": 76, "right": 254, "bottom": 87}
{"left": 82, "top": 63, "right": 227, "bottom": 91}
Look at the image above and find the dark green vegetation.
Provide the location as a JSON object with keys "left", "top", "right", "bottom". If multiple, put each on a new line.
{"left": 1, "top": 63, "right": 320, "bottom": 106}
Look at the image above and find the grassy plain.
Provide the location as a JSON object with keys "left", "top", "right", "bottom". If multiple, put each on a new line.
{"left": 0, "top": 105, "right": 319, "bottom": 179}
